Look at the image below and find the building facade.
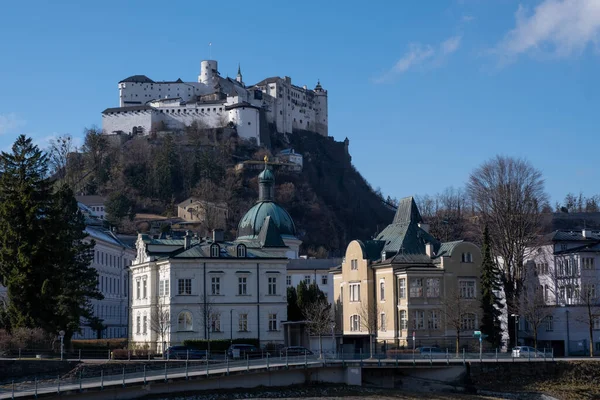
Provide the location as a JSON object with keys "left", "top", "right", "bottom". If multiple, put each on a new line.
{"left": 177, "top": 198, "right": 228, "bottom": 228}
{"left": 521, "top": 229, "right": 600, "bottom": 356}
{"left": 286, "top": 258, "right": 341, "bottom": 306}
{"left": 333, "top": 197, "right": 483, "bottom": 353}
{"left": 102, "top": 60, "right": 327, "bottom": 142}
{"left": 76, "top": 195, "right": 107, "bottom": 220}
{"left": 129, "top": 162, "right": 298, "bottom": 351}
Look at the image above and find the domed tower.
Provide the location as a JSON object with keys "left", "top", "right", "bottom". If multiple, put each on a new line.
{"left": 237, "top": 156, "right": 301, "bottom": 258}
{"left": 199, "top": 60, "right": 218, "bottom": 85}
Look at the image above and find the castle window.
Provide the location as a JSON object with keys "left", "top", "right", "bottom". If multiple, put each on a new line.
{"left": 237, "top": 244, "right": 246, "bottom": 258}
{"left": 248, "top": 122, "right": 251, "bottom": 125}
{"left": 210, "top": 244, "right": 220, "bottom": 258}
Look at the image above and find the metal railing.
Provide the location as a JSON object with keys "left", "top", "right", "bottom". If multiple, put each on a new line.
{"left": 0, "top": 349, "right": 556, "bottom": 399}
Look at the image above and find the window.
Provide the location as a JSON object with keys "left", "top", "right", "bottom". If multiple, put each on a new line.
{"left": 178, "top": 279, "right": 192, "bottom": 295}
{"left": 304, "top": 275, "right": 311, "bottom": 284}
{"left": 380, "top": 313, "right": 387, "bottom": 331}
{"left": 164, "top": 279, "right": 169, "bottom": 296}
{"left": 426, "top": 278, "right": 440, "bottom": 298}
{"left": 400, "top": 310, "right": 408, "bottom": 330}
{"left": 211, "top": 277, "right": 220, "bottom": 295}
{"left": 461, "top": 313, "right": 477, "bottom": 330}
{"left": 211, "top": 244, "right": 220, "bottom": 258}
{"left": 286, "top": 275, "right": 292, "bottom": 286}
{"left": 351, "top": 259, "right": 358, "bottom": 270}
{"left": 159, "top": 279, "right": 169, "bottom": 297}
{"left": 459, "top": 280, "right": 476, "bottom": 299}
{"left": 399, "top": 278, "right": 406, "bottom": 299}
{"left": 545, "top": 316, "right": 554, "bottom": 332}
{"left": 559, "top": 286, "right": 566, "bottom": 302}
{"left": 268, "top": 277, "right": 277, "bottom": 295}
{"left": 239, "top": 314, "right": 248, "bottom": 331}
{"left": 461, "top": 252, "right": 473, "bottom": 263}
{"left": 350, "top": 315, "right": 361, "bottom": 332}
{"left": 413, "top": 310, "right": 425, "bottom": 330}
{"left": 211, "top": 314, "right": 221, "bottom": 332}
{"left": 349, "top": 283, "right": 360, "bottom": 302}
{"left": 238, "top": 277, "right": 247, "bottom": 295}
{"left": 136, "top": 279, "right": 141, "bottom": 299}
{"left": 142, "top": 278, "right": 147, "bottom": 299}
{"left": 428, "top": 311, "right": 440, "bottom": 330}
{"left": 321, "top": 275, "right": 328, "bottom": 285}
{"left": 136, "top": 315, "right": 141, "bottom": 334}
{"left": 178, "top": 311, "right": 193, "bottom": 331}
{"left": 237, "top": 244, "right": 246, "bottom": 258}
{"left": 544, "top": 285, "right": 549, "bottom": 301}
{"left": 268, "top": 313, "right": 278, "bottom": 331}
{"left": 410, "top": 278, "right": 423, "bottom": 298}
{"left": 584, "top": 284, "right": 596, "bottom": 300}
{"left": 142, "top": 315, "right": 147, "bottom": 334}
{"left": 380, "top": 280, "right": 385, "bottom": 301}
{"left": 583, "top": 257, "right": 595, "bottom": 270}
{"left": 594, "top": 317, "right": 600, "bottom": 330}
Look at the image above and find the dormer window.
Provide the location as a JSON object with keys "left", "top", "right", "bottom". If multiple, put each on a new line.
{"left": 237, "top": 244, "right": 247, "bottom": 258}
{"left": 461, "top": 252, "right": 473, "bottom": 263}
{"left": 210, "top": 244, "right": 220, "bottom": 258}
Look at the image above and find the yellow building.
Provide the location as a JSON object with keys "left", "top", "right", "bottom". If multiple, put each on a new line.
{"left": 333, "top": 197, "right": 482, "bottom": 354}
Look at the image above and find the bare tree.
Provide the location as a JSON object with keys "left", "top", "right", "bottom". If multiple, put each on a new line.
{"left": 357, "top": 301, "right": 382, "bottom": 358}
{"left": 47, "top": 135, "right": 74, "bottom": 182}
{"left": 440, "top": 288, "right": 480, "bottom": 356}
{"left": 518, "top": 268, "right": 553, "bottom": 351}
{"left": 150, "top": 296, "right": 171, "bottom": 352}
{"left": 416, "top": 187, "right": 472, "bottom": 243}
{"left": 467, "top": 156, "right": 548, "bottom": 348}
{"left": 302, "top": 299, "right": 334, "bottom": 357}
{"left": 573, "top": 278, "right": 600, "bottom": 357}
{"left": 199, "top": 293, "right": 217, "bottom": 354}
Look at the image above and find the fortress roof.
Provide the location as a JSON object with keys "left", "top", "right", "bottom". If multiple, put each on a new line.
{"left": 102, "top": 105, "right": 153, "bottom": 114}
{"left": 119, "top": 75, "right": 155, "bottom": 84}
{"left": 253, "top": 77, "right": 281, "bottom": 86}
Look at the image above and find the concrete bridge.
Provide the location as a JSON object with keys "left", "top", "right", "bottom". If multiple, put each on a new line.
{"left": 0, "top": 356, "right": 557, "bottom": 399}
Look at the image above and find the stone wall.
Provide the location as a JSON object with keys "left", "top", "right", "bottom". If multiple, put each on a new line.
{"left": 0, "top": 360, "right": 80, "bottom": 382}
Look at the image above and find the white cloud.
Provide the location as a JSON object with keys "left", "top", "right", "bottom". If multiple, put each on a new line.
{"left": 0, "top": 113, "right": 24, "bottom": 136}
{"left": 495, "top": 0, "right": 600, "bottom": 62}
{"left": 375, "top": 35, "right": 462, "bottom": 83}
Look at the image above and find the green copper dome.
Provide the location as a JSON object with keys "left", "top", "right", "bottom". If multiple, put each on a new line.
{"left": 258, "top": 168, "right": 275, "bottom": 182}
{"left": 237, "top": 201, "right": 297, "bottom": 240}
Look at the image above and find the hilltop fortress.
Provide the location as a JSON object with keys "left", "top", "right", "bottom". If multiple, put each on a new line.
{"left": 102, "top": 60, "right": 328, "bottom": 144}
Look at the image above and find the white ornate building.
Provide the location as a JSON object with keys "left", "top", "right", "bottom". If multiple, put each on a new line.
{"left": 129, "top": 163, "right": 300, "bottom": 351}
{"left": 102, "top": 60, "right": 328, "bottom": 144}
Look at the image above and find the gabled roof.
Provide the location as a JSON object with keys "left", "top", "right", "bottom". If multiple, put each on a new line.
{"left": 119, "top": 75, "right": 155, "bottom": 84}
{"left": 258, "top": 216, "right": 287, "bottom": 248}
{"left": 392, "top": 197, "right": 422, "bottom": 225}
{"left": 253, "top": 77, "right": 281, "bottom": 86}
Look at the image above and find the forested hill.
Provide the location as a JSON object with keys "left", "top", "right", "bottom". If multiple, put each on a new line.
{"left": 62, "top": 127, "right": 394, "bottom": 255}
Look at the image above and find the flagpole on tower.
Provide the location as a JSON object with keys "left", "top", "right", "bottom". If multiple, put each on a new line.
{"left": 209, "top": 42, "right": 212, "bottom": 59}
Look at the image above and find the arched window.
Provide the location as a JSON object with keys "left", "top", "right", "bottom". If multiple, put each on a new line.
{"left": 237, "top": 244, "right": 246, "bottom": 258}
{"left": 178, "top": 311, "right": 193, "bottom": 331}
{"left": 211, "top": 244, "right": 220, "bottom": 258}
{"left": 350, "top": 315, "right": 361, "bottom": 332}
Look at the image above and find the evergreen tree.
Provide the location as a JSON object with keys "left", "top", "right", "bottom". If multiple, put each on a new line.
{"left": 286, "top": 287, "right": 303, "bottom": 322}
{"left": 0, "top": 135, "right": 102, "bottom": 340}
{"left": 479, "top": 225, "right": 504, "bottom": 348}
{"left": 48, "top": 185, "right": 103, "bottom": 343}
{"left": 0, "top": 135, "right": 56, "bottom": 330}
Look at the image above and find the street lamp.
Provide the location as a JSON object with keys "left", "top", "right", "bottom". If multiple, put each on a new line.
{"left": 58, "top": 330, "right": 65, "bottom": 361}
{"left": 511, "top": 314, "right": 519, "bottom": 348}
{"left": 230, "top": 309, "right": 233, "bottom": 344}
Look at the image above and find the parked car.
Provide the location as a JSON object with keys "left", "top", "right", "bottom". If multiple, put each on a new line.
{"left": 512, "top": 346, "right": 546, "bottom": 358}
{"left": 227, "top": 344, "right": 266, "bottom": 359}
{"left": 418, "top": 347, "right": 444, "bottom": 358}
{"left": 280, "top": 346, "right": 313, "bottom": 356}
{"left": 163, "top": 346, "right": 207, "bottom": 360}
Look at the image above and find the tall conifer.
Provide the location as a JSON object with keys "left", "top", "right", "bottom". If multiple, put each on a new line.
{"left": 480, "top": 225, "right": 504, "bottom": 348}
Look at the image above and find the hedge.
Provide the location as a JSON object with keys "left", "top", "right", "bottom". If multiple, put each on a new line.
{"left": 183, "top": 338, "right": 260, "bottom": 351}
{"left": 72, "top": 339, "right": 128, "bottom": 350}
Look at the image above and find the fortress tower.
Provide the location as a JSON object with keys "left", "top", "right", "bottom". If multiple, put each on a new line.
{"left": 199, "top": 60, "right": 219, "bottom": 85}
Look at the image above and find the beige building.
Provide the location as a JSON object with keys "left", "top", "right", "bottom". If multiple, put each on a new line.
{"left": 177, "top": 198, "right": 228, "bottom": 228}
{"left": 333, "top": 197, "right": 483, "bottom": 354}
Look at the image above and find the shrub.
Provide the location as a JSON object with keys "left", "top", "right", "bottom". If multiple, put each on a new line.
{"left": 72, "top": 339, "right": 127, "bottom": 350}
{"left": 0, "top": 328, "right": 52, "bottom": 352}
{"left": 183, "top": 338, "right": 260, "bottom": 351}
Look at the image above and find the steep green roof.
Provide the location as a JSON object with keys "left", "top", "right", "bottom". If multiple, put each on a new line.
{"left": 392, "top": 197, "right": 423, "bottom": 225}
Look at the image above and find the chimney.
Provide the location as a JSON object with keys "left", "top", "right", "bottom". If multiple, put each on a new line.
{"left": 184, "top": 230, "right": 192, "bottom": 249}
{"left": 425, "top": 243, "right": 434, "bottom": 257}
{"left": 418, "top": 223, "right": 430, "bottom": 233}
{"left": 583, "top": 229, "right": 592, "bottom": 238}
{"left": 212, "top": 229, "right": 224, "bottom": 243}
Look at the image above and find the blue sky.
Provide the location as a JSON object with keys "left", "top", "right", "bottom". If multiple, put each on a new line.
{"left": 0, "top": 0, "right": 599, "bottom": 204}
